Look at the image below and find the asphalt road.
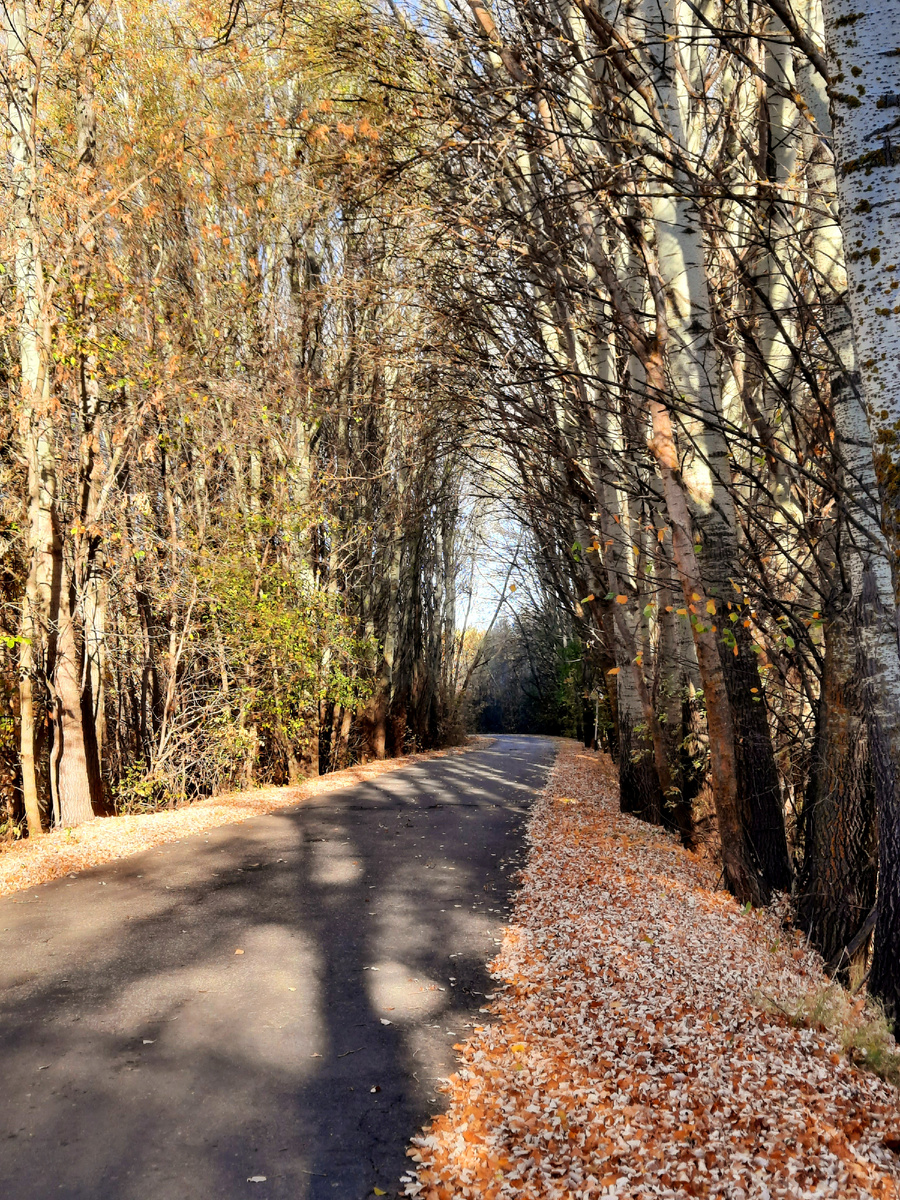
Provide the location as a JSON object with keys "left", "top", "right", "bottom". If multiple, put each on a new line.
{"left": 0, "top": 734, "right": 556, "bottom": 1200}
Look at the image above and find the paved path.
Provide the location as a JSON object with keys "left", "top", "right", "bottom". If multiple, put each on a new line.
{"left": 0, "top": 735, "right": 556, "bottom": 1200}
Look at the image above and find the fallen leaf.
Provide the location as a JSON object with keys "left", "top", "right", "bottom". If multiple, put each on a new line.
{"left": 234, "top": 949, "right": 244, "bottom": 955}
{"left": 402, "top": 739, "right": 900, "bottom": 1200}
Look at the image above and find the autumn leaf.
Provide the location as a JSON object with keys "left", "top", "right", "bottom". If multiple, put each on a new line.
{"left": 615, "top": 595, "right": 628, "bottom": 604}
{"left": 403, "top": 740, "right": 900, "bottom": 1200}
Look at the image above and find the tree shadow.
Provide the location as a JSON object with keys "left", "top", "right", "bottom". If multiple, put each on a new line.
{"left": 0, "top": 735, "right": 556, "bottom": 1200}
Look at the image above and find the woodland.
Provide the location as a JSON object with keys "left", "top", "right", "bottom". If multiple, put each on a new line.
{"left": 3, "top": 0, "right": 900, "bottom": 1033}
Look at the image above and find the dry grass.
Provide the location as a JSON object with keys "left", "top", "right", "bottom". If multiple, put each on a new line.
{"left": 760, "top": 983, "right": 900, "bottom": 1089}
{"left": 0, "top": 738, "right": 492, "bottom": 899}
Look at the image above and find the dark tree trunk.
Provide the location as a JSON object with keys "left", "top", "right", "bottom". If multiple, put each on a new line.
{"left": 721, "top": 623, "right": 793, "bottom": 892}
{"left": 618, "top": 710, "right": 666, "bottom": 822}
{"left": 857, "top": 568, "right": 900, "bottom": 1022}
{"left": 798, "top": 604, "right": 877, "bottom": 975}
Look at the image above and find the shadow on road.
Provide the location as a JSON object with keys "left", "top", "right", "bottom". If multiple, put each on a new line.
{"left": 0, "top": 736, "right": 556, "bottom": 1200}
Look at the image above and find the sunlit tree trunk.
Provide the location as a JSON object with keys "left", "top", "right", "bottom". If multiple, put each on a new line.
{"left": 756, "top": 22, "right": 804, "bottom": 528}
{"left": 643, "top": 338, "right": 769, "bottom": 906}
{"left": 71, "top": 0, "right": 105, "bottom": 812}
{"left": 54, "top": 572, "right": 96, "bottom": 826}
{"left": 640, "top": 0, "right": 792, "bottom": 892}
{"left": 819, "top": 0, "right": 900, "bottom": 1017}
{"left": 7, "top": 0, "right": 54, "bottom": 838}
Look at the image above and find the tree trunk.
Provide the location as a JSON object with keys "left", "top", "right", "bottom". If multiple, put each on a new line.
{"left": 644, "top": 345, "right": 769, "bottom": 906}
{"left": 820, "top": 0, "right": 900, "bottom": 1019}
{"left": 54, "top": 571, "right": 96, "bottom": 827}
{"left": 641, "top": 0, "right": 792, "bottom": 893}
{"left": 799, "top": 599, "right": 877, "bottom": 973}
{"left": 7, "top": 0, "right": 53, "bottom": 838}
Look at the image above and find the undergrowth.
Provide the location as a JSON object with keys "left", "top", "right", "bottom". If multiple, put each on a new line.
{"left": 760, "top": 982, "right": 900, "bottom": 1088}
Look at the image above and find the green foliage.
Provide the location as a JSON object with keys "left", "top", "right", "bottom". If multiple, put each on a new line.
{"left": 204, "top": 550, "right": 373, "bottom": 754}
{"left": 113, "top": 536, "right": 377, "bottom": 813}
{"left": 473, "top": 613, "right": 588, "bottom": 739}
{"left": 114, "top": 762, "right": 179, "bottom": 816}
{"left": 0, "top": 815, "right": 27, "bottom": 844}
{"left": 553, "top": 639, "right": 585, "bottom": 739}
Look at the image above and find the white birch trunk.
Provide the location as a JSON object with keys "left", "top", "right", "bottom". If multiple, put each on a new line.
{"left": 813, "top": 0, "right": 900, "bottom": 1015}
{"left": 6, "top": 1, "right": 54, "bottom": 837}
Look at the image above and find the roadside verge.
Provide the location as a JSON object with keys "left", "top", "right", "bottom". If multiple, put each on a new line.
{"left": 403, "top": 740, "right": 899, "bottom": 1199}
{"left": 0, "top": 738, "right": 491, "bottom": 899}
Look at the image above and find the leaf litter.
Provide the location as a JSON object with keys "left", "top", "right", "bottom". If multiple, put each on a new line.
{"left": 0, "top": 738, "right": 492, "bottom": 899}
{"left": 402, "top": 741, "right": 900, "bottom": 1200}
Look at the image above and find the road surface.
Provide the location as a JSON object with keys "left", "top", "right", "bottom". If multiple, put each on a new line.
{"left": 0, "top": 734, "right": 556, "bottom": 1200}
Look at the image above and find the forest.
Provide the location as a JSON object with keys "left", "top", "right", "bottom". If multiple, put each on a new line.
{"left": 3, "top": 0, "right": 900, "bottom": 1040}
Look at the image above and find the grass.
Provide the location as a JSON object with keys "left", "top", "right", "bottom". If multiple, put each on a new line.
{"left": 761, "top": 982, "right": 900, "bottom": 1088}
